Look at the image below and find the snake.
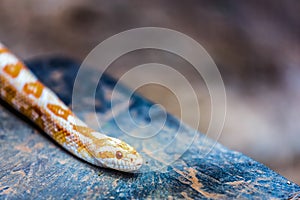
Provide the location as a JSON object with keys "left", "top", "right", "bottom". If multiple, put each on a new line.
{"left": 0, "top": 42, "right": 143, "bottom": 172}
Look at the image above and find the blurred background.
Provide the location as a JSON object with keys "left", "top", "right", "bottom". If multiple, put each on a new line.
{"left": 0, "top": 0, "right": 299, "bottom": 184}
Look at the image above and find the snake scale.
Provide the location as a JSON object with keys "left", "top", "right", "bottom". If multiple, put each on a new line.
{"left": 0, "top": 42, "right": 143, "bottom": 172}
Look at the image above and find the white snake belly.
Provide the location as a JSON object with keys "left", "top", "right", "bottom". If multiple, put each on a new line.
{"left": 0, "top": 42, "right": 143, "bottom": 172}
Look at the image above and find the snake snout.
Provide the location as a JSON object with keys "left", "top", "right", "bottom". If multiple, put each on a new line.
{"left": 89, "top": 136, "right": 143, "bottom": 172}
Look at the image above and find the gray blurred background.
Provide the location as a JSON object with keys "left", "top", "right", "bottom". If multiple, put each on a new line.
{"left": 0, "top": 0, "right": 299, "bottom": 184}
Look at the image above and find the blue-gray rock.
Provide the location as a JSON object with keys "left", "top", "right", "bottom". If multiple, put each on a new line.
{"left": 0, "top": 57, "right": 299, "bottom": 199}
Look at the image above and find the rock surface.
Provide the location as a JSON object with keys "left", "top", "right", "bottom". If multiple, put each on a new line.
{"left": 0, "top": 57, "right": 299, "bottom": 199}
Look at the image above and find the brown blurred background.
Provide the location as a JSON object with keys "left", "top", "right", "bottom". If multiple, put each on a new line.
{"left": 0, "top": 0, "right": 299, "bottom": 184}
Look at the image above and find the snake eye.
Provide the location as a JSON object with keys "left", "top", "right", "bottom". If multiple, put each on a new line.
{"left": 116, "top": 151, "right": 123, "bottom": 159}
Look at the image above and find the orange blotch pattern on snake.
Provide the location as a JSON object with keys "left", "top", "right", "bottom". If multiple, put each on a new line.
{"left": 98, "top": 151, "right": 115, "bottom": 159}
{"left": 23, "top": 82, "right": 44, "bottom": 98}
{"left": 3, "top": 62, "right": 24, "bottom": 78}
{"left": 0, "top": 48, "right": 8, "bottom": 54}
{"left": 73, "top": 125, "right": 114, "bottom": 147}
{"left": 47, "top": 104, "right": 73, "bottom": 120}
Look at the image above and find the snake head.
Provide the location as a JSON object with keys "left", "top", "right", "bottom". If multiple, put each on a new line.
{"left": 87, "top": 136, "right": 143, "bottom": 172}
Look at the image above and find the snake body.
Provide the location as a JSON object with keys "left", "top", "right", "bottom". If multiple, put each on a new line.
{"left": 0, "top": 42, "right": 142, "bottom": 172}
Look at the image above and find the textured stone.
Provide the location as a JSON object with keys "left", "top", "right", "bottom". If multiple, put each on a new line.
{"left": 0, "top": 57, "right": 299, "bottom": 199}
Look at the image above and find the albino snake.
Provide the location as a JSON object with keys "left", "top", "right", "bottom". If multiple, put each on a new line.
{"left": 0, "top": 42, "right": 143, "bottom": 172}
